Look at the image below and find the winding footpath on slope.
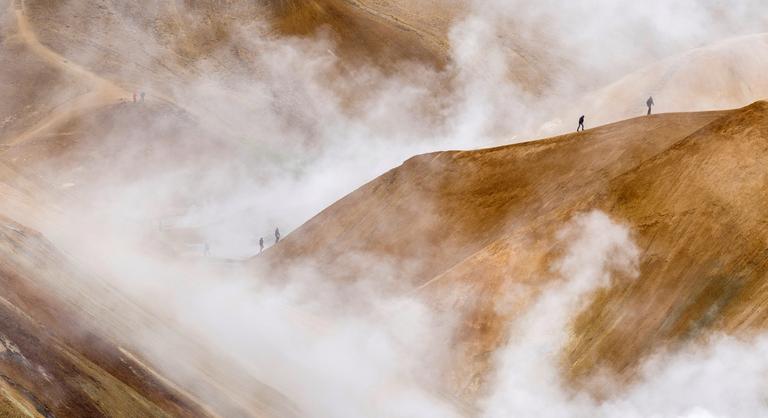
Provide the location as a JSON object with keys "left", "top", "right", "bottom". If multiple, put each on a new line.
{"left": 4, "top": 0, "right": 130, "bottom": 147}
{"left": 342, "top": 0, "right": 449, "bottom": 51}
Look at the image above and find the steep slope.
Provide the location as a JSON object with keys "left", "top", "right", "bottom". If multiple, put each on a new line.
{"left": 0, "top": 216, "right": 209, "bottom": 417}
{"left": 2, "top": 0, "right": 466, "bottom": 177}
{"left": 266, "top": 0, "right": 454, "bottom": 67}
{"left": 24, "top": 0, "right": 457, "bottom": 79}
{"left": 0, "top": 4, "right": 91, "bottom": 143}
{"left": 263, "top": 102, "right": 768, "bottom": 396}
{"left": 268, "top": 110, "right": 728, "bottom": 281}
{"left": 0, "top": 170, "right": 299, "bottom": 416}
{"left": 568, "top": 100, "right": 768, "bottom": 384}
{"left": 10, "top": 0, "right": 768, "bottom": 155}
{"left": 3, "top": 0, "right": 768, "bottom": 413}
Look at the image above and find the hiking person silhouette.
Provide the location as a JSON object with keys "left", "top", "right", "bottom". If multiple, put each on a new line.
{"left": 647, "top": 96, "right": 655, "bottom": 115}
{"left": 275, "top": 228, "right": 281, "bottom": 244}
{"left": 259, "top": 237, "right": 264, "bottom": 254}
{"left": 577, "top": 115, "right": 585, "bottom": 132}
{"left": 140, "top": 91, "right": 146, "bottom": 102}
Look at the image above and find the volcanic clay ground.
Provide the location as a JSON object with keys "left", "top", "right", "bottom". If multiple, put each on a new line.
{"left": 266, "top": 102, "right": 768, "bottom": 396}
{"left": 1, "top": 0, "right": 768, "bottom": 416}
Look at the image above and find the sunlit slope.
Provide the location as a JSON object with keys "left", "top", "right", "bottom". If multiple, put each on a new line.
{"left": 266, "top": 103, "right": 768, "bottom": 395}
{"left": 3, "top": 0, "right": 464, "bottom": 159}
{"left": 269, "top": 110, "right": 728, "bottom": 281}
{"left": 24, "top": 0, "right": 456, "bottom": 77}
{"left": 568, "top": 100, "right": 768, "bottom": 384}
{"left": 12, "top": 0, "right": 768, "bottom": 152}
{"left": 267, "top": 0, "right": 454, "bottom": 66}
{"left": 0, "top": 5, "right": 90, "bottom": 142}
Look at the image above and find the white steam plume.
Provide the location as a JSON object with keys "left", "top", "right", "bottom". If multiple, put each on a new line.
{"left": 481, "top": 210, "right": 768, "bottom": 418}
{"left": 481, "top": 210, "right": 641, "bottom": 418}
{"left": 6, "top": 1, "right": 768, "bottom": 416}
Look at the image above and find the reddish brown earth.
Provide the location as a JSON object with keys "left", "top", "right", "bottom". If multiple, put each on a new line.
{"left": 265, "top": 102, "right": 768, "bottom": 396}
{"left": 2, "top": 0, "right": 768, "bottom": 415}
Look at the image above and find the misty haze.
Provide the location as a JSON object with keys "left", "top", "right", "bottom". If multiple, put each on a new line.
{"left": 1, "top": 0, "right": 768, "bottom": 417}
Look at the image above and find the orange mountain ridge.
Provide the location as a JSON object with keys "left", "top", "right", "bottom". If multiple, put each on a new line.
{"left": 264, "top": 102, "right": 768, "bottom": 396}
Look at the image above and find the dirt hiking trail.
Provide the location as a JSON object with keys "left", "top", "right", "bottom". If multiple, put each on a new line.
{"left": 5, "top": 0, "right": 130, "bottom": 147}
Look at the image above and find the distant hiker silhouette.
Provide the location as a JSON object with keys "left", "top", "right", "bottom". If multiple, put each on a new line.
{"left": 646, "top": 96, "right": 655, "bottom": 115}
{"left": 140, "top": 91, "right": 146, "bottom": 102}
{"left": 259, "top": 237, "right": 264, "bottom": 254}
{"left": 577, "top": 115, "right": 585, "bottom": 132}
{"left": 275, "top": 228, "right": 281, "bottom": 244}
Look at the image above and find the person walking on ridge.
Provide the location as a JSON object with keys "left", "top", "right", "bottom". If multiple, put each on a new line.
{"left": 259, "top": 237, "right": 264, "bottom": 254}
{"left": 140, "top": 91, "right": 146, "bottom": 103}
{"left": 577, "top": 115, "right": 585, "bottom": 132}
{"left": 647, "top": 96, "right": 655, "bottom": 115}
{"left": 275, "top": 228, "right": 281, "bottom": 244}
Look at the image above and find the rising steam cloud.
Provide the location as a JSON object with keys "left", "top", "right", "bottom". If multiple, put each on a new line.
{"left": 9, "top": 0, "right": 768, "bottom": 416}
{"left": 482, "top": 211, "right": 768, "bottom": 418}
{"left": 32, "top": 0, "right": 767, "bottom": 257}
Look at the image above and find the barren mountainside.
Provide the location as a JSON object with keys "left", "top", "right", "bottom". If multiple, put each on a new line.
{"left": 1, "top": 0, "right": 768, "bottom": 415}
{"left": 266, "top": 102, "right": 768, "bottom": 395}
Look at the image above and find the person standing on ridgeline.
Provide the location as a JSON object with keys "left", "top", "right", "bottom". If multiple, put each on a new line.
{"left": 275, "top": 228, "right": 281, "bottom": 244}
{"left": 259, "top": 237, "right": 264, "bottom": 254}
{"left": 647, "top": 96, "right": 655, "bottom": 115}
{"left": 577, "top": 115, "right": 585, "bottom": 132}
{"left": 140, "top": 91, "right": 146, "bottom": 103}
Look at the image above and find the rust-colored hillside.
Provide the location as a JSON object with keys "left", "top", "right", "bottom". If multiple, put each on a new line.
{"left": 0, "top": 217, "right": 209, "bottom": 417}
{"left": 23, "top": 0, "right": 457, "bottom": 79}
{"left": 2, "top": 0, "right": 768, "bottom": 415}
{"left": 264, "top": 102, "right": 768, "bottom": 396}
